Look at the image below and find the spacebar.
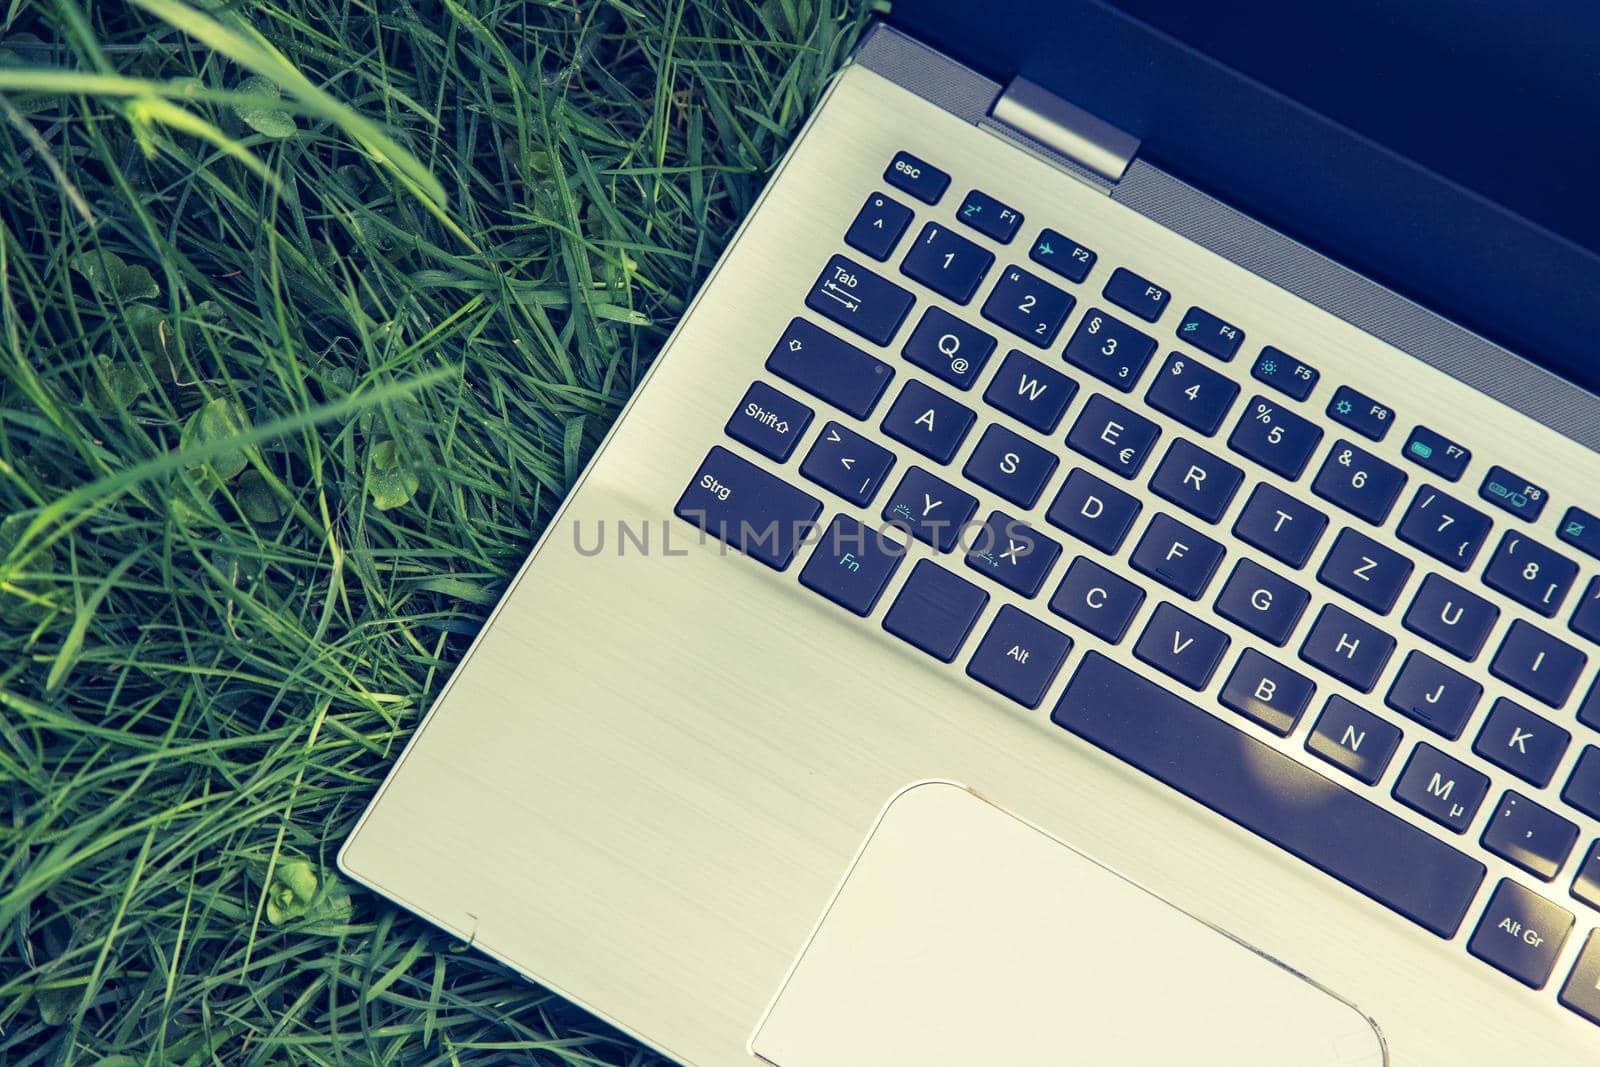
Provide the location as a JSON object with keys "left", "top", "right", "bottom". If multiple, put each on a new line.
{"left": 1051, "top": 652, "right": 1486, "bottom": 938}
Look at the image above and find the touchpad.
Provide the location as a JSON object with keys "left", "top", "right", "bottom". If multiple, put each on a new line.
{"left": 751, "top": 781, "right": 1385, "bottom": 1067}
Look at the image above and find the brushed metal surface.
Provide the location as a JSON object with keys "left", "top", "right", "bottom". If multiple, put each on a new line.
{"left": 340, "top": 60, "right": 1600, "bottom": 1065}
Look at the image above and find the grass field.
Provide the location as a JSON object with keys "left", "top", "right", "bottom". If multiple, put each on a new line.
{"left": 0, "top": 2, "right": 871, "bottom": 1062}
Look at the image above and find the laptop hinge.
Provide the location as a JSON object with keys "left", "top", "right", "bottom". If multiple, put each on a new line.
{"left": 988, "top": 77, "right": 1140, "bottom": 184}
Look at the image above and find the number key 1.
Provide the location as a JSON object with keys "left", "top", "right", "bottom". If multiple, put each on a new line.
{"left": 1061, "top": 308, "right": 1157, "bottom": 392}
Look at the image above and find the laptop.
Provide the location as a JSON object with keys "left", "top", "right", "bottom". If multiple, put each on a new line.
{"left": 340, "top": 2, "right": 1600, "bottom": 1062}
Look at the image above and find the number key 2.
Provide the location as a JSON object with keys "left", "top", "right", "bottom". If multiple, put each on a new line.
{"left": 1482, "top": 532, "right": 1578, "bottom": 618}
{"left": 981, "top": 266, "right": 1074, "bottom": 347}
{"left": 1062, "top": 308, "right": 1157, "bottom": 392}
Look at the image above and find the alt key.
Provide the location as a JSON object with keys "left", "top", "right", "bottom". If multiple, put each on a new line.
{"left": 1468, "top": 879, "right": 1573, "bottom": 989}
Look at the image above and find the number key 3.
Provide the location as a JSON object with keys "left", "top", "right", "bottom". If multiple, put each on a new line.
{"left": 1062, "top": 307, "right": 1157, "bottom": 392}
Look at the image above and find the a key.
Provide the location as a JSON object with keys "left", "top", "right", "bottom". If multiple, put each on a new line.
{"left": 964, "top": 511, "right": 1061, "bottom": 597}
{"left": 1044, "top": 468, "right": 1142, "bottom": 552}
{"left": 1306, "top": 696, "right": 1402, "bottom": 785}
{"left": 1317, "top": 528, "right": 1414, "bottom": 615}
{"left": 1403, "top": 426, "right": 1471, "bottom": 482}
{"left": 1396, "top": 487, "right": 1492, "bottom": 571}
{"left": 1147, "top": 438, "right": 1244, "bottom": 524}
{"left": 901, "top": 222, "right": 994, "bottom": 304}
{"left": 956, "top": 188, "right": 1023, "bottom": 243}
{"left": 765, "top": 318, "right": 894, "bottom": 418}
{"left": 880, "top": 379, "right": 975, "bottom": 464}
{"left": 1228, "top": 396, "right": 1324, "bottom": 480}
{"left": 1326, "top": 384, "right": 1394, "bottom": 441}
{"left": 1482, "top": 791, "right": 1579, "bottom": 881}
{"left": 1385, "top": 651, "right": 1482, "bottom": 739}
{"left": 1174, "top": 305, "right": 1243, "bottom": 361}
{"left": 1572, "top": 577, "right": 1600, "bottom": 644}
{"left": 1102, "top": 266, "right": 1169, "bottom": 322}
{"left": 1029, "top": 228, "right": 1096, "bottom": 283}
{"left": 1130, "top": 513, "right": 1226, "bottom": 600}
{"left": 1565, "top": 747, "right": 1600, "bottom": 820}
{"left": 982, "top": 350, "right": 1077, "bottom": 432}
{"left": 1403, "top": 574, "right": 1500, "bottom": 661}
{"left": 1066, "top": 394, "right": 1161, "bottom": 478}
{"left": 1473, "top": 698, "right": 1571, "bottom": 788}
{"left": 1213, "top": 558, "right": 1310, "bottom": 646}
{"left": 1062, "top": 308, "right": 1158, "bottom": 392}
{"left": 798, "top": 515, "right": 906, "bottom": 616}
{"left": 1300, "top": 604, "right": 1396, "bottom": 692}
{"left": 900, "top": 306, "right": 996, "bottom": 390}
{"left": 725, "top": 381, "right": 813, "bottom": 461}
{"left": 1469, "top": 881, "right": 1574, "bottom": 988}
{"left": 1392, "top": 743, "right": 1489, "bottom": 832}
{"left": 1311, "top": 440, "right": 1407, "bottom": 524}
{"left": 883, "top": 151, "right": 949, "bottom": 204}
{"left": 1483, "top": 532, "right": 1578, "bottom": 618}
{"left": 1144, "top": 353, "right": 1241, "bottom": 436}
{"left": 1219, "top": 649, "right": 1316, "bottom": 735}
{"left": 1489, "top": 619, "right": 1587, "bottom": 708}
{"left": 881, "top": 467, "right": 978, "bottom": 553}
{"left": 805, "top": 255, "right": 915, "bottom": 345}
{"left": 1251, "top": 346, "right": 1319, "bottom": 401}
{"left": 1480, "top": 465, "right": 1547, "bottom": 522}
{"left": 844, "top": 191, "right": 913, "bottom": 261}
{"left": 963, "top": 423, "right": 1059, "bottom": 508}
{"left": 799, "top": 421, "right": 895, "bottom": 505}
{"left": 1232, "top": 483, "right": 1328, "bottom": 568}
{"left": 1133, "top": 602, "right": 1230, "bottom": 690}
{"left": 674, "top": 446, "right": 822, "bottom": 570}
{"left": 882, "top": 559, "right": 988, "bottom": 662}
{"left": 1048, "top": 556, "right": 1145, "bottom": 643}
{"left": 981, "top": 265, "right": 1073, "bottom": 346}
{"left": 966, "top": 605, "right": 1071, "bottom": 708}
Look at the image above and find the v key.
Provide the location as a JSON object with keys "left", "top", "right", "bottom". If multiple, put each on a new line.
{"left": 1134, "top": 603, "right": 1230, "bottom": 691}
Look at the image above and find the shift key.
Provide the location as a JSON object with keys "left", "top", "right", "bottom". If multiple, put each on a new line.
{"left": 675, "top": 446, "right": 822, "bottom": 570}
{"left": 804, "top": 254, "right": 915, "bottom": 346}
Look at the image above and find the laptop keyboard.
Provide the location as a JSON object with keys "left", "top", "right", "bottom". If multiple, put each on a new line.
{"left": 674, "top": 150, "right": 1600, "bottom": 1013}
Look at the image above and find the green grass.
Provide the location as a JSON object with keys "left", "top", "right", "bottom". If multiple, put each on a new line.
{"left": 0, "top": 1, "right": 871, "bottom": 1061}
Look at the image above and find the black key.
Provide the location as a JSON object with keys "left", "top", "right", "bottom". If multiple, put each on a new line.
{"left": 1403, "top": 574, "right": 1500, "bottom": 661}
{"left": 966, "top": 605, "right": 1071, "bottom": 708}
{"left": 1066, "top": 394, "right": 1161, "bottom": 478}
{"left": 1474, "top": 697, "right": 1571, "bottom": 788}
{"left": 1029, "top": 228, "right": 1096, "bottom": 283}
{"left": 1403, "top": 426, "right": 1471, "bottom": 482}
{"left": 1144, "top": 353, "right": 1240, "bottom": 436}
{"left": 983, "top": 350, "right": 1077, "bottom": 432}
{"left": 805, "top": 255, "right": 915, "bottom": 346}
{"left": 1480, "top": 465, "right": 1547, "bottom": 522}
{"left": 1482, "top": 532, "right": 1578, "bottom": 618}
{"left": 1317, "top": 528, "right": 1414, "bottom": 615}
{"left": 884, "top": 150, "right": 948, "bottom": 204}
{"left": 1572, "top": 576, "right": 1600, "bottom": 644}
{"left": 1219, "top": 649, "right": 1316, "bottom": 735}
{"left": 1300, "top": 604, "right": 1396, "bottom": 692}
{"left": 1251, "top": 346, "right": 1318, "bottom": 401}
{"left": 766, "top": 318, "right": 894, "bottom": 419}
{"left": 1396, "top": 487, "right": 1492, "bottom": 571}
{"left": 1213, "top": 558, "right": 1310, "bottom": 646}
{"left": 963, "top": 424, "right": 1058, "bottom": 508}
{"left": 725, "top": 381, "right": 813, "bottom": 461}
{"left": 1393, "top": 743, "right": 1489, "bottom": 833}
{"left": 1483, "top": 791, "right": 1579, "bottom": 881}
{"left": 965, "top": 511, "right": 1061, "bottom": 597}
{"left": 674, "top": 446, "right": 822, "bottom": 570}
{"left": 1565, "top": 747, "right": 1600, "bottom": 820}
{"left": 1306, "top": 696, "right": 1402, "bottom": 785}
{"left": 1581, "top": 677, "right": 1600, "bottom": 733}
{"left": 1232, "top": 483, "right": 1328, "bottom": 568}
{"left": 1133, "top": 602, "right": 1229, "bottom": 690}
{"left": 1469, "top": 880, "right": 1574, "bottom": 989}
{"left": 1385, "top": 651, "right": 1482, "bottom": 740}
{"left": 881, "top": 467, "right": 978, "bottom": 553}
{"left": 1174, "top": 306, "right": 1243, "bottom": 361}
{"left": 1558, "top": 507, "right": 1600, "bottom": 561}
{"left": 844, "top": 191, "right": 913, "bottom": 261}
{"left": 1045, "top": 468, "right": 1142, "bottom": 553}
{"left": 1326, "top": 384, "right": 1394, "bottom": 441}
{"left": 1562, "top": 931, "right": 1600, "bottom": 1026}
{"left": 1102, "top": 266, "right": 1169, "bottom": 322}
{"left": 1228, "top": 396, "right": 1324, "bottom": 480}
{"left": 1147, "top": 439, "right": 1244, "bottom": 524}
{"left": 883, "top": 559, "right": 988, "bottom": 662}
{"left": 1311, "top": 440, "right": 1407, "bottom": 525}
{"left": 981, "top": 265, "right": 1073, "bottom": 346}
{"left": 1062, "top": 308, "right": 1158, "bottom": 392}
{"left": 900, "top": 307, "right": 995, "bottom": 390}
{"left": 956, "top": 188, "right": 1023, "bottom": 243}
{"left": 1048, "top": 556, "right": 1145, "bottom": 643}
{"left": 1574, "top": 842, "right": 1600, "bottom": 911}
{"left": 799, "top": 422, "right": 895, "bottom": 506}
{"left": 1130, "top": 514, "right": 1225, "bottom": 600}
{"left": 901, "top": 222, "right": 993, "bottom": 304}
{"left": 1053, "top": 652, "right": 1486, "bottom": 937}
{"left": 798, "top": 515, "right": 906, "bottom": 616}
{"left": 1490, "top": 619, "right": 1587, "bottom": 708}
{"left": 880, "top": 380, "right": 975, "bottom": 464}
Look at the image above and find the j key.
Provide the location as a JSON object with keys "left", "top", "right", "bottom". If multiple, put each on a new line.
{"left": 1044, "top": 468, "right": 1142, "bottom": 553}
{"left": 1326, "top": 384, "right": 1394, "bottom": 442}
{"left": 1053, "top": 652, "right": 1487, "bottom": 937}
{"left": 1306, "top": 696, "right": 1402, "bottom": 785}
{"left": 1482, "top": 532, "right": 1578, "bottom": 618}
{"left": 884, "top": 150, "right": 949, "bottom": 204}
{"left": 1029, "top": 228, "right": 1096, "bottom": 283}
{"left": 1174, "top": 306, "right": 1243, "bottom": 361}
{"left": 1393, "top": 743, "right": 1489, "bottom": 833}
{"left": 1133, "top": 602, "right": 1230, "bottom": 689}
{"left": 966, "top": 606, "right": 1071, "bottom": 708}
{"left": 881, "top": 467, "right": 978, "bottom": 553}
{"left": 800, "top": 422, "right": 895, "bottom": 506}
{"left": 1403, "top": 574, "right": 1500, "bottom": 661}
{"left": 981, "top": 265, "right": 1074, "bottom": 346}
{"left": 766, "top": 318, "right": 894, "bottom": 419}
{"left": 965, "top": 511, "right": 1061, "bottom": 597}
{"left": 1102, "top": 266, "right": 1169, "bottom": 322}
{"left": 983, "top": 350, "right": 1077, "bottom": 432}
{"left": 799, "top": 515, "right": 906, "bottom": 616}
{"left": 1385, "top": 651, "right": 1482, "bottom": 739}
{"left": 1228, "top": 396, "right": 1324, "bottom": 480}
{"left": 1251, "top": 346, "right": 1319, "bottom": 401}
{"left": 1396, "top": 487, "right": 1492, "bottom": 571}
{"left": 1062, "top": 308, "right": 1158, "bottom": 392}
{"left": 1312, "top": 440, "right": 1407, "bottom": 525}
{"left": 1147, "top": 439, "right": 1244, "bottom": 524}
{"left": 880, "top": 380, "right": 975, "bottom": 464}
{"left": 1562, "top": 931, "right": 1600, "bottom": 1025}
{"left": 1232, "top": 483, "right": 1328, "bottom": 568}
{"left": 674, "top": 446, "right": 822, "bottom": 570}
{"left": 1565, "top": 747, "right": 1600, "bottom": 820}
{"left": 1213, "top": 558, "right": 1310, "bottom": 646}
{"left": 1558, "top": 506, "right": 1600, "bottom": 561}
{"left": 1490, "top": 620, "right": 1587, "bottom": 708}
{"left": 901, "top": 307, "right": 996, "bottom": 390}
{"left": 956, "top": 188, "right": 1023, "bottom": 243}
{"left": 1144, "top": 353, "right": 1240, "bottom": 436}
{"left": 1571, "top": 576, "right": 1600, "bottom": 643}
{"left": 882, "top": 559, "right": 988, "bottom": 662}
{"left": 1470, "top": 880, "right": 1574, "bottom": 989}
{"left": 963, "top": 424, "right": 1058, "bottom": 508}
{"left": 1474, "top": 697, "right": 1571, "bottom": 788}
{"left": 1048, "top": 556, "right": 1145, "bottom": 642}
{"left": 1403, "top": 425, "right": 1471, "bottom": 482}
{"left": 844, "top": 191, "right": 913, "bottom": 261}
{"left": 1130, "top": 514, "right": 1226, "bottom": 600}
{"left": 1480, "top": 465, "right": 1547, "bottom": 522}
{"left": 1483, "top": 791, "right": 1579, "bottom": 881}
{"left": 1066, "top": 394, "right": 1162, "bottom": 479}
{"left": 1574, "top": 842, "right": 1600, "bottom": 911}
{"left": 1300, "top": 604, "right": 1396, "bottom": 692}
{"left": 805, "top": 255, "right": 915, "bottom": 346}
{"left": 725, "top": 381, "right": 813, "bottom": 461}
{"left": 901, "top": 222, "right": 994, "bottom": 304}
{"left": 1219, "top": 648, "right": 1316, "bottom": 735}
{"left": 1317, "top": 528, "right": 1413, "bottom": 615}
